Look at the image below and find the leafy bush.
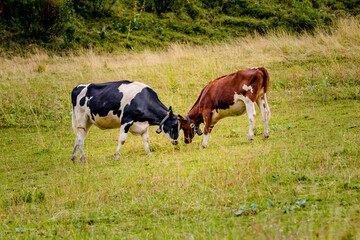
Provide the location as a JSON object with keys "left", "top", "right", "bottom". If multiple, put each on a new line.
{"left": 136, "top": 0, "right": 186, "bottom": 14}
{"left": 0, "top": 0, "right": 358, "bottom": 54}
{"left": 2, "top": 0, "right": 72, "bottom": 42}
{"left": 286, "top": 0, "right": 332, "bottom": 32}
{"left": 324, "top": 0, "right": 360, "bottom": 16}
{"left": 73, "top": 0, "right": 117, "bottom": 18}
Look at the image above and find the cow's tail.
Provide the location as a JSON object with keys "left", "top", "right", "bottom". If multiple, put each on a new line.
{"left": 72, "top": 108, "right": 77, "bottom": 133}
{"left": 71, "top": 104, "right": 77, "bottom": 134}
{"left": 71, "top": 85, "right": 87, "bottom": 134}
{"left": 257, "top": 67, "right": 271, "bottom": 124}
{"left": 71, "top": 88, "right": 79, "bottom": 134}
{"left": 258, "top": 67, "right": 270, "bottom": 94}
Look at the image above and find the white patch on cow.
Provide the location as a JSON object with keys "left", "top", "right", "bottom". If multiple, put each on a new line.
{"left": 242, "top": 84, "right": 253, "bottom": 93}
{"left": 128, "top": 121, "right": 151, "bottom": 154}
{"left": 250, "top": 67, "right": 259, "bottom": 69}
{"left": 115, "top": 123, "right": 132, "bottom": 160}
{"left": 71, "top": 126, "right": 91, "bottom": 163}
{"left": 256, "top": 91, "right": 270, "bottom": 140}
{"left": 211, "top": 92, "right": 248, "bottom": 125}
{"left": 263, "top": 93, "right": 270, "bottom": 137}
{"left": 118, "top": 82, "right": 148, "bottom": 119}
{"left": 72, "top": 85, "right": 90, "bottom": 130}
{"left": 201, "top": 133, "right": 209, "bottom": 149}
{"left": 74, "top": 85, "right": 89, "bottom": 106}
{"left": 238, "top": 93, "right": 256, "bottom": 141}
{"left": 141, "top": 128, "right": 151, "bottom": 155}
{"left": 258, "top": 87, "right": 264, "bottom": 96}
{"left": 163, "top": 130, "right": 179, "bottom": 145}
{"left": 93, "top": 111, "right": 121, "bottom": 129}
{"left": 211, "top": 92, "right": 256, "bottom": 141}
{"left": 129, "top": 121, "right": 149, "bottom": 136}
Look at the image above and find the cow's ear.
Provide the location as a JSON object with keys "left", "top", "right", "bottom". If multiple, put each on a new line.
{"left": 168, "top": 106, "right": 173, "bottom": 115}
{"left": 177, "top": 114, "right": 186, "bottom": 121}
{"left": 195, "top": 126, "right": 203, "bottom": 135}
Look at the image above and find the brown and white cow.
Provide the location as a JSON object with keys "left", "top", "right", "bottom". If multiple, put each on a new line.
{"left": 178, "top": 67, "right": 270, "bottom": 148}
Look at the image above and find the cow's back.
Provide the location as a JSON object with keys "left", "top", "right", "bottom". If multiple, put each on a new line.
{"left": 198, "top": 72, "right": 239, "bottom": 111}
{"left": 72, "top": 81, "right": 149, "bottom": 130}
{"left": 197, "top": 68, "right": 266, "bottom": 113}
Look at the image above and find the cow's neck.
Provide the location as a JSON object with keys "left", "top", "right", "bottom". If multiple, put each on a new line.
{"left": 187, "top": 105, "right": 203, "bottom": 125}
{"left": 148, "top": 106, "right": 169, "bottom": 126}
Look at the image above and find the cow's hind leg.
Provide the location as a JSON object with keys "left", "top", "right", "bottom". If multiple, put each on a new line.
{"left": 256, "top": 94, "right": 270, "bottom": 140}
{"left": 71, "top": 124, "right": 91, "bottom": 163}
{"left": 244, "top": 99, "right": 256, "bottom": 142}
{"left": 114, "top": 124, "right": 130, "bottom": 160}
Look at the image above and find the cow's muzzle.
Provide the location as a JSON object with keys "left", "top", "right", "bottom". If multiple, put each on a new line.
{"left": 184, "top": 137, "right": 192, "bottom": 144}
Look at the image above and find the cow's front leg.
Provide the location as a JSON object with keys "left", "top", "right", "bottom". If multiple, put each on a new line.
{"left": 114, "top": 124, "right": 130, "bottom": 160}
{"left": 141, "top": 128, "right": 151, "bottom": 156}
{"left": 245, "top": 99, "right": 256, "bottom": 142}
{"left": 200, "top": 111, "right": 213, "bottom": 149}
{"left": 201, "top": 132, "right": 209, "bottom": 149}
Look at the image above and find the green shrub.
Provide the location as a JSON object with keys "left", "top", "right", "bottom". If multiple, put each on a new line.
{"left": 73, "top": 0, "right": 117, "bottom": 18}
{"left": 2, "top": 0, "right": 72, "bottom": 42}
{"left": 0, "top": 0, "right": 358, "bottom": 54}
{"left": 135, "top": 0, "right": 186, "bottom": 14}
{"left": 222, "top": 0, "right": 276, "bottom": 19}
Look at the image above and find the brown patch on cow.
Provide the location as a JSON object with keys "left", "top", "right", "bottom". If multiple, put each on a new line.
{"left": 178, "top": 115, "right": 194, "bottom": 143}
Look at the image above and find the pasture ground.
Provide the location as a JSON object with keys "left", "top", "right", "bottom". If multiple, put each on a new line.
{"left": 1, "top": 18, "right": 360, "bottom": 239}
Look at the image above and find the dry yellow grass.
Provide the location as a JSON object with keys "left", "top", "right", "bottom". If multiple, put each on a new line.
{"left": 1, "top": 18, "right": 359, "bottom": 80}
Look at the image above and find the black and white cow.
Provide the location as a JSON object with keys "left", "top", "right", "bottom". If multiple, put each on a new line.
{"left": 71, "top": 80, "right": 180, "bottom": 163}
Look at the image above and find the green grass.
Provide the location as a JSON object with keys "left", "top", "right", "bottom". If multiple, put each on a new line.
{"left": 0, "top": 19, "right": 360, "bottom": 239}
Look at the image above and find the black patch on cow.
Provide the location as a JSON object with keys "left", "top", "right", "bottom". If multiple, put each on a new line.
{"left": 215, "top": 100, "right": 231, "bottom": 112}
{"left": 71, "top": 85, "right": 86, "bottom": 108}
{"left": 84, "top": 81, "right": 132, "bottom": 120}
{"left": 79, "top": 96, "right": 86, "bottom": 106}
{"left": 122, "top": 87, "right": 179, "bottom": 140}
{"left": 121, "top": 87, "right": 166, "bottom": 125}
{"left": 124, "top": 123, "right": 132, "bottom": 133}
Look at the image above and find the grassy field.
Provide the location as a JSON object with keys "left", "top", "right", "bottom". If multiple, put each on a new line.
{"left": 1, "top": 18, "right": 360, "bottom": 239}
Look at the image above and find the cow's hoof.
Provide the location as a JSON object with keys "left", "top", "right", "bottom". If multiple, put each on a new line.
{"left": 80, "top": 156, "right": 87, "bottom": 163}
{"left": 200, "top": 145, "right": 207, "bottom": 150}
{"left": 71, "top": 156, "right": 77, "bottom": 163}
{"left": 114, "top": 153, "right": 120, "bottom": 160}
{"left": 263, "top": 135, "right": 269, "bottom": 141}
{"left": 247, "top": 137, "right": 254, "bottom": 143}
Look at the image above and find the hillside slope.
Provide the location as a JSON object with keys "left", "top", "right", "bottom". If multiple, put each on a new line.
{"left": 0, "top": 0, "right": 359, "bottom": 54}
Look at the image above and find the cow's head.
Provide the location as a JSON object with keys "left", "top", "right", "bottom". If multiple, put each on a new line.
{"left": 177, "top": 115, "right": 203, "bottom": 144}
{"left": 156, "top": 106, "right": 179, "bottom": 145}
